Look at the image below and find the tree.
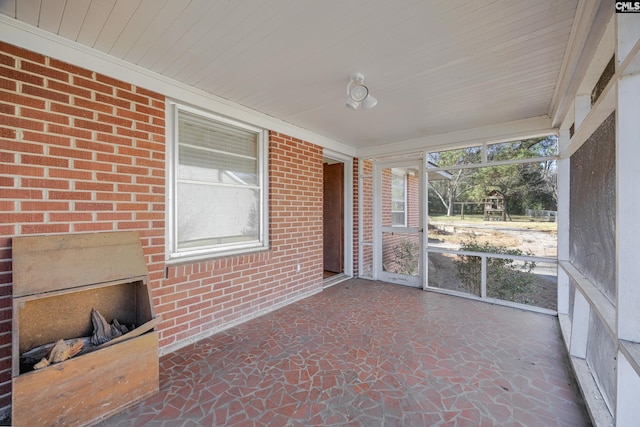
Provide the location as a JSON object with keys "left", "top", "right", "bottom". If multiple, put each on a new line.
{"left": 428, "top": 147, "right": 480, "bottom": 216}
{"left": 428, "top": 136, "right": 558, "bottom": 218}
{"left": 466, "top": 136, "right": 558, "bottom": 216}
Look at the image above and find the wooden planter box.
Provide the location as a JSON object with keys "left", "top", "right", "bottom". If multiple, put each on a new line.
{"left": 11, "top": 231, "right": 159, "bottom": 426}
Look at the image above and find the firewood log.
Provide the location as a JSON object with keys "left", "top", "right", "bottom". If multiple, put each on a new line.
{"left": 90, "top": 308, "right": 123, "bottom": 345}
{"left": 32, "top": 338, "right": 84, "bottom": 370}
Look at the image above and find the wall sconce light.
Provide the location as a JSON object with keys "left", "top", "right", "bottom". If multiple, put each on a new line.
{"left": 346, "top": 73, "right": 377, "bottom": 110}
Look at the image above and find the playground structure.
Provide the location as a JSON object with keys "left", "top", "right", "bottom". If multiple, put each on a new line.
{"left": 483, "top": 190, "right": 505, "bottom": 221}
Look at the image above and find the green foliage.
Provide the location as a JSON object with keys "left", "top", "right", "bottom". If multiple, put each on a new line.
{"left": 453, "top": 238, "right": 536, "bottom": 303}
{"left": 428, "top": 136, "right": 558, "bottom": 217}
{"left": 391, "top": 238, "right": 420, "bottom": 275}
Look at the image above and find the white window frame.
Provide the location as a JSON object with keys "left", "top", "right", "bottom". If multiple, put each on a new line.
{"left": 166, "top": 102, "right": 269, "bottom": 263}
{"left": 391, "top": 169, "right": 407, "bottom": 227}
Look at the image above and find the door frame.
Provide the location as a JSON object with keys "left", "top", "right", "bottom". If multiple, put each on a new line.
{"left": 373, "top": 158, "right": 426, "bottom": 288}
{"left": 323, "top": 149, "right": 354, "bottom": 279}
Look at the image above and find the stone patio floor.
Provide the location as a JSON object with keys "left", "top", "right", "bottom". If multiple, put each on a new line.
{"left": 98, "top": 278, "right": 590, "bottom": 426}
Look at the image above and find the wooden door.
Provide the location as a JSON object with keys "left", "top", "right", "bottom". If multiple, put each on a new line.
{"left": 323, "top": 163, "right": 344, "bottom": 273}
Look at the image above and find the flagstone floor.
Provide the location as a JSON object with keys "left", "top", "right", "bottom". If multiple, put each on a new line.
{"left": 98, "top": 279, "right": 590, "bottom": 426}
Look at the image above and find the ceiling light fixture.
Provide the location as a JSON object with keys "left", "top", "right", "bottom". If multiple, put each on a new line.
{"left": 346, "top": 72, "right": 377, "bottom": 110}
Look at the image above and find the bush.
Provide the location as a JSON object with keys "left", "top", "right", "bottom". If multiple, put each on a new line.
{"left": 391, "top": 238, "right": 420, "bottom": 275}
{"left": 453, "top": 238, "right": 536, "bottom": 303}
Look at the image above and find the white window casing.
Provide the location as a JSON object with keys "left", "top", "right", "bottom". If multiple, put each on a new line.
{"left": 166, "top": 102, "right": 269, "bottom": 262}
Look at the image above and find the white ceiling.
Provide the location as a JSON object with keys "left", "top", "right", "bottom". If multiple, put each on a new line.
{"left": 1, "top": 0, "right": 579, "bottom": 152}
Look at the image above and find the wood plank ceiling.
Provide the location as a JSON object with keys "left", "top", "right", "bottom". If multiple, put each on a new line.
{"left": 1, "top": 0, "right": 579, "bottom": 151}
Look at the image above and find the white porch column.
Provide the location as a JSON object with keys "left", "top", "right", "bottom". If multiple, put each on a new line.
{"left": 557, "top": 129, "right": 571, "bottom": 315}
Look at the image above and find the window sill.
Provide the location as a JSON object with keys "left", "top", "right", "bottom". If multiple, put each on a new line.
{"left": 165, "top": 246, "right": 270, "bottom": 267}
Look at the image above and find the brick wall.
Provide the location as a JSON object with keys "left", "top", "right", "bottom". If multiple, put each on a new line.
{"left": 0, "top": 42, "right": 324, "bottom": 415}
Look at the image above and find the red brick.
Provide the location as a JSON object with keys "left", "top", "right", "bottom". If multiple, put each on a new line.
{"left": 96, "top": 212, "right": 132, "bottom": 221}
{"left": 97, "top": 113, "right": 133, "bottom": 128}
{"left": 75, "top": 118, "right": 113, "bottom": 133}
{"left": 21, "top": 107, "right": 70, "bottom": 125}
{"left": 48, "top": 58, "right": 93, "bottom": 78}
{"left": 136, "top": 103, "right": 164, "bottom": 118}
{"left": 0, "top": 201, "right": 14, "bottom": 211}
{"left": 22, "top": 84, "right": 69, "bottom": 103}
{"left": 135, "top": 87, "right": 164, "bottom": 101}
{"left": 0, "top": 165, "right": 43, "bottom": 180}
{"left": 48, "top": 168, "right": 92, "bottom": 180}
{"left": 0, "top": 91, "right": 45, "bottom": 109}
{"left": 50, "top": 102, "right": 94, "bottom": 119}
{"left": 21, "top": 223, "right": 70, "bottom": 234}
{"left": 96, "top": 132, "right": 133, "bottom": 147}
{"left": 116, "top": 107, "right": 149, "bottom": 123}
{"left": 116, "top": 165, "right": 148, "bottom": 176}
{"left": 74, "top": 202, "right": 114, "bottom": 211}
{"left": 47, "top": 79, "right": 92, "bottom": 99}
{"left": 75, "top": 139, "right": 115, "bottom": 153}
{"left": 47, "top": 123, "right": 92, "bottom": 139}
{"left": 49, "top": 146, "right": 92, "bottom": 160}
{"left": 0, "top": 212, "right": 44, "bottom": 223}
{"left": 136, "top": 122, "right": 164, "bottom": 135}
{"left": 136, "top": 176, "right": 164, "bottom": 186}
{"left": 96, "top": 172, "right": 132, "bottom": 183}
{"left": 0, "top": 139, "right": 44, "bottom": 154}
{"left": 117, "top": 221, "right": 150, "bottom": 230}
{"left": 49, "top": 212, "right": 92, "bottom": 222}
{"left": 73, "top": 222, "right": 114, "bottom": 232}
{"left": 0, "top": 128, "right": 16, "bottom": 138}
{"left": 73, "top": 75, "right": 113, "bottom": 95}
{"left": 117, "top": 203, "right": 149, "bottom": 211}
{"left": 0, "top": 53, "right": 15, "bottom": 67}
{"left": 116, "top": 88, "right": 149, "bottom": 105}
{"left": 0, "top": 77, "right": 16, "bottom": 91}
{"left": 21, "top": 178, "right": 69, "bottom": 189}
{"left": 73, "top": 97, "right": 113, "bottom": 114}
{"left": 48, "top": 190, "right": 92, "bottom": 200}
{"left": 117, "top": 183, "right": 150, "bottom": 194}
{"left": 0, "top": 66, "right": 44, "bottom": 86}
{"left": 74, "top": 160, "right": 113, "bottom": 172}
{"left": 135, "top": 140, "right": 164, "bottom": 153}
{"left": 136, "top": 157, "right": 164, "bottom": 170}
{"left": 95, "top": 74, "right": 131, "bottom": 91}
{"left": 95, "top": 92, "right": 129, "bottom": 109}
{"left": 116, "top": 127, "right": 149, "bottom": 140}
{"left": 21, "top": 154, "right": 68, "bottom": 168}
{"left": 21, "top": 61, "right": 69, "bottom": 82}
{"left": 75, "top": 181, "right": 114, "bottom": 192}
{"left": 1, "top": 115, "right": 44, "bottom": 132}
{"left": 118, "top": 146, "right": 150, "bottom": 158}
{"left": 96, "top": 192, "right": 131, "bottom": 202}
{"left": 0, "top": 103, "right": 14, "bottom": 115}
{"left": 96, "top": 153, "right": 133, "bottom": 165}
{"left": 21, "top": 201, "right": 69, "bottom": 211}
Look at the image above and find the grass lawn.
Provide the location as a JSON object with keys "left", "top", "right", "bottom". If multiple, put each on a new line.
{"left": 428, "top": 214, "right": 557, "bottom": 232}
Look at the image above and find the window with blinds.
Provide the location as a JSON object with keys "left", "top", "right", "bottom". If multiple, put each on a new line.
{"left": 168, "top": 104, "right": 268, "bottom": 260}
